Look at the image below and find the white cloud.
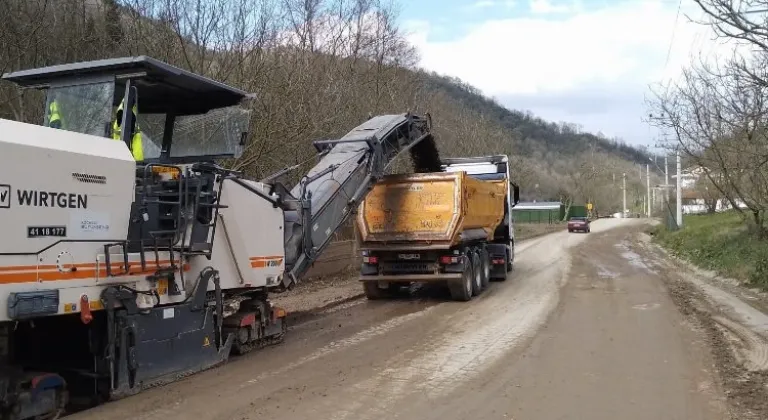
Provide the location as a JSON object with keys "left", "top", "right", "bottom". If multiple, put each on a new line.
{"left": 408, "top": 1, "right": 732, "bottom": 96}
{"left": 405, "top": 0, "right": 745, "bottom": 145}
{"left": 472, "top": 0, "right": 497, "bottom": 8}
{"left": 529, "top": 0, "right": 576, "bottom": 14}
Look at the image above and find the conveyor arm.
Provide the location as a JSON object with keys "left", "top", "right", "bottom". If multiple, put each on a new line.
{"left": 279, "top": 113, "right": 433, "bottom": 287}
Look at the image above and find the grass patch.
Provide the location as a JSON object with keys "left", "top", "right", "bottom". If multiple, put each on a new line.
{"left": 652, "top": 211, "right": 768, "bottom": 288}
{"left": 516, "top": 223, "right": 564, "bottom": 241}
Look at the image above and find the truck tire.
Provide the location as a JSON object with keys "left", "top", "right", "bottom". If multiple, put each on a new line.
{"left": 479, "top": 247, "right": 490, "bottom": 290}
{"left": 471, "top": 251, "right": 483, "bottom": 296}
{"left": 363, "top": 281, "right": 387, "bottom": 300}
{"left": 506, "top": 248, "right": 514, "bottom": 273}
{"left": 449, "top": 255, "right": 473, "bottom": 302}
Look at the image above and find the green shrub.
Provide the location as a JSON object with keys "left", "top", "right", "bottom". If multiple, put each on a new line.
{"left": 653, "top": 211, "right": 768, "bottom": 289}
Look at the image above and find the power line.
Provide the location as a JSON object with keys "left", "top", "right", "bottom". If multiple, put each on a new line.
{"left": 663, "top": 0, "right": 684, "bottom": 72}
{"left": 657, "top": 0, "right": 686, "bottom": 117}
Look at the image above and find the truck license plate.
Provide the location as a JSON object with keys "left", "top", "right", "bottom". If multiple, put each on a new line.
{"left": 398, "top": 253, "right": 420, "bottom": 260}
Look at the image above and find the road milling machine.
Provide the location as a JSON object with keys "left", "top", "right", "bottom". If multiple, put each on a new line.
{"left": 0, "top": 56, "right": 434, "bottom": 419}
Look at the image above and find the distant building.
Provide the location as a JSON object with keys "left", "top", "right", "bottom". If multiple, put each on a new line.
{"left": 512, "top": 201, "right": 563, "bottom": 224}
{"left": 673, "top": 165, "right": 747, "bottom": 214}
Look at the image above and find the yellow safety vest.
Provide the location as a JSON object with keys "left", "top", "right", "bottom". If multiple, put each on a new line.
{"left": 111, "top": 100, "right": 143, "bottom": 161}
{"left": 48, "top": 100, "right": 63, "bottom": 129}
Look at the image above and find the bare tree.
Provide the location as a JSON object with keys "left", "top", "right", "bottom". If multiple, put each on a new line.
{"left": 649, "top": 55, "right": 768, "bottom": 236}
{"left": 693, "top": 0, "right": 768, "bottom": 53}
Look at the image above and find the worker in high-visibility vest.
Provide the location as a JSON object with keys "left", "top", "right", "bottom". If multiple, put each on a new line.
{"left": 47, "top": 99, "right": 63, "bottom": 129}
{"left": 111, "top": 99, "right": 144, "bottom": 161}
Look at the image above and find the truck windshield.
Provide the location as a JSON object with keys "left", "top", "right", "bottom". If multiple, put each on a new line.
{"left": 44, "top": 82, "right": 114, "bottom": 137}
{"left": 444, "top": 165, "right": 505, "bottom": 181}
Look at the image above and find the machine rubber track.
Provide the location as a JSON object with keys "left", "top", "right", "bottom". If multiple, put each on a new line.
{"left": 232, "top": 321, "right": 289, "bottom": 356}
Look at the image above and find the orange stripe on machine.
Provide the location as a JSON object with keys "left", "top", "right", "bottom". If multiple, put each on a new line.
{"left": 249, "top": 256, "right": 283, "bottom": 268}
{"left": 0, "top": 260, "right": 188, "bottom": 284}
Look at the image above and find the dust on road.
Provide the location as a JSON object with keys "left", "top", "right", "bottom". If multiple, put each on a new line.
{"left": 70, "top": 219, "right": 767, "bottom": 420}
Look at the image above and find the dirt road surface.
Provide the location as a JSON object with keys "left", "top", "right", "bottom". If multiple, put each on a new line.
{"left": 70, "top": 219, "right": 768, "bottom": 420}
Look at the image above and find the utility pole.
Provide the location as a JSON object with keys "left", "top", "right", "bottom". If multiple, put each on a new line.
{"left": 646, "top": 164, "right": 651, "bottom": 217}
{"left": 676, "top": 151, "right": 682, "bottom": 227}
{"left": 622, "top": 172, "right": 627, "bottom": 217}
{"left": 664, "top": 155, "right": 669, "bottom": 201}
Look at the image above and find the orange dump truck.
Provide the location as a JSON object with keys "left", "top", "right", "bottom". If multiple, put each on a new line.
{"left": 356, "top": 155, "right": 520, "bottom": 301}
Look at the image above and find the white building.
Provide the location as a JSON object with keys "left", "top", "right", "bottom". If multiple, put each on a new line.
{"left": 673, "top": 165, "right": 746, "bottom": 214}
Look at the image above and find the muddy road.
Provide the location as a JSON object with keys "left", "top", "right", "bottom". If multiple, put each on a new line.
{"left": 71, "top": 219, "right": 768, "bottom": 420}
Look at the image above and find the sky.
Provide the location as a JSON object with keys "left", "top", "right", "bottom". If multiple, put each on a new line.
{"left": 398, "top": 0, "right": 740, "bottom": 149}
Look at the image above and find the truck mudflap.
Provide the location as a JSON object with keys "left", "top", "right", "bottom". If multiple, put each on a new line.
{"left": 486, "top": 243, "right": 511, "bottom": 281}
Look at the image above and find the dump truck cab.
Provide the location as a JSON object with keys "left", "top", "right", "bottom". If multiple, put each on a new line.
{"left": 442, "top": 156, "right": 520, "bottom": 243}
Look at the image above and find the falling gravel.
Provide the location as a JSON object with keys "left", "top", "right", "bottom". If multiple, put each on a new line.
{"left": 409, "top": 133, "right": 441, "bottom": 172}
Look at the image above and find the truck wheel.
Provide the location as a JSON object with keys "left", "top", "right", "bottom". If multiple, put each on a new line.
{"left": 449, "top": 255, "right": 473, "bottom": 302}
{"left": 479, "top": 248, "right": 490, "bottom": 289}
{"left": 471, "top": 251, "right": 483, "bottom": 296}
{"left": 363, "top": 282, "right": 387, "bottom": 300}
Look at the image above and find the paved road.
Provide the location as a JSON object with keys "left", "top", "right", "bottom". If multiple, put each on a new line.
{"left": 72, "top": 219, "right": 740, "bottom": 420}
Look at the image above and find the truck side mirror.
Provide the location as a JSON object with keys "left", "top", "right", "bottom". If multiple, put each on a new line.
{"left": 512, "top": 183, "right": 520, "bottom": 206}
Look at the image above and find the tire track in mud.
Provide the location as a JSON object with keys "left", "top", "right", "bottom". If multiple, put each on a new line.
{"left": 713, "top": 315, "right": 768, "bottom": 372}
{"left": 635, "top": 234, "right": 768, "bottom": 420}
{"left": 238, "top": 306, "right": 439, "bottom": 389}
{"left": 660, "top": 270, "right": 768, "bottom": 419}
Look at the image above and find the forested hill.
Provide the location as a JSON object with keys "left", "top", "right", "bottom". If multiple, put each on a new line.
{"left": 426, "top": 74, "right": 651, "bottom": 164}
{"left": 0, "top": 0, "right": 655, "bottom": 212}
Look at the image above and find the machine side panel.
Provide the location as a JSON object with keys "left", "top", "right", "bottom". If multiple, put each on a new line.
{"left": 203, "top": 178, "right": 285, "bottom": 290}
{"left": 0, "top": 119, "right": 136, "bottom": 255}
{"left": 0, "top": 247, "right": 186, "bottom": 322}
{"left": 0, "top": 119, "right": 159, "bottom": 322}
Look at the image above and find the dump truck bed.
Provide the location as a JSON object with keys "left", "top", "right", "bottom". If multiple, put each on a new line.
{"left": 356, "top": 172, "right": 507, "bottom": 249}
